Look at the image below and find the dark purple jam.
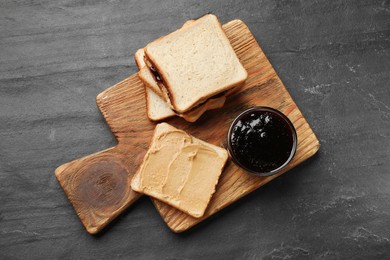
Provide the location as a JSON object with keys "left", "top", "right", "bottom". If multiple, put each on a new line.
{"left": 228, "top": 107, "right": 296, "bottom": 175}
{"left": 149, "top": 65, "right": 163, "bottom": 82}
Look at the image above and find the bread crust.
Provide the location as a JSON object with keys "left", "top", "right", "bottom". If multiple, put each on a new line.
{"left": 144, "top": 14, "right": 248, "bottom": 113}
{"left": 135, "top": 15, "right": 246, "bottom": 121}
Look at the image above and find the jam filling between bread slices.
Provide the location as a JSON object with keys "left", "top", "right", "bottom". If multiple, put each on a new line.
{"left": 149, "top": 65, "right": 162, "bottom": 82}
{"left": 144, "top": 57, "right": 173, "bottom": 103}
{"left": 144, "top": 56, "right": 228, "bottom": 114}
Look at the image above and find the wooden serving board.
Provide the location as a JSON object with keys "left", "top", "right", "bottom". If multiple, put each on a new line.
{"left": 56, "top": 19, "right": 319, "bottom": 234}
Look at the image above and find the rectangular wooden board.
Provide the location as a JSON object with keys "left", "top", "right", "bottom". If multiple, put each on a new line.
{"left": 94, "top": 19, "right": 320, "bottom": 232}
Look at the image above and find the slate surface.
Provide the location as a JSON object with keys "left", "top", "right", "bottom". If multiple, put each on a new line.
{"left": 1, "top": 0, "right": 389, "bottom": 259}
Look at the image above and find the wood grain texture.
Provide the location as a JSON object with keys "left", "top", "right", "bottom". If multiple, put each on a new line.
{"left": 94, "top": 20, "right": 320, "bottom": 232}
{"left": 55, "top": 148, "right": 142, "bottom": 234}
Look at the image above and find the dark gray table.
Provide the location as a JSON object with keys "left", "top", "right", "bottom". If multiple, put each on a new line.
{"left": 1, "top": 1, "right": 389, "bottom": 259}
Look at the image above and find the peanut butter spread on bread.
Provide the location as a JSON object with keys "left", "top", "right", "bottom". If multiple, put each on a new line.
{"left": 131, "top": 123, "right": 228, "bottom": 218}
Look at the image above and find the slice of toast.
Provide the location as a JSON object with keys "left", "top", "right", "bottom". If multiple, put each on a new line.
{"left": 137, "top": 50, "right": 226, "bottom": 122}
{"left": 145, "top": 88, "right": 176, "bottom": 121}
{"left": 131, "top": 123, "right": 228, "bottom": 218}
{"left": 144, "top": 14, "right": 248, "bottom": 113}
{"left": 135, "top": 18, "right": 239, "bottom": 122}
{"left": 134, "top": 18, "right": 195, "bottom": 98}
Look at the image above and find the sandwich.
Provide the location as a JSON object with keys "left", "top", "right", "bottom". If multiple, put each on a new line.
{"left": 135, "top": 14, "right": 247, "bottom": 122}
{"left": 135, "top": 49, "right": 226, "bottom": 122}
{"left": 131, "top": 123, "right": 228, "bottom": 218}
